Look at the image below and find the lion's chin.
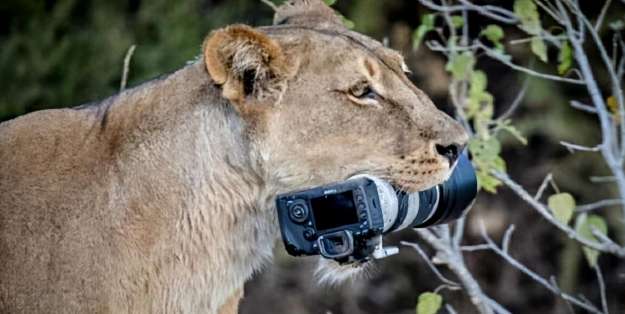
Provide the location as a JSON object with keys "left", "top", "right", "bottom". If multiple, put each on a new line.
{"left": 314, "top": 257, "right": 376, "bottom": 286}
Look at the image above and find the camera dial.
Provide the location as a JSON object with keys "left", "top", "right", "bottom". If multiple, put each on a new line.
{"left": 288, "top": 201, "right": 309, "bottom": 223}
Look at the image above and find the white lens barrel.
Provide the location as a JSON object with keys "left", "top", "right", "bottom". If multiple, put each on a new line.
{"left": 349, "top": 174, "right": 398, "bottom": 232}
{"left": 395, "top": 192, "right": 421, "bottom": 231}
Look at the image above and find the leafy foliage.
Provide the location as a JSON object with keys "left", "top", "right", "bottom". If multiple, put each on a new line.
{"left": 558, "top": 41, "right": 573, "bottom": 75}
{"left": 416, "top": 292, "right": 442, "bottom": 314}
{"left": 575, "top": 214, "right": 608, "bottom": 267}
{"left": 413, "top": 14, "right": 436, "bottom": 48}
{"left": 0, "top": 0, "right": 271, "bottom": 122}
{"left": 480, "top": 24, "right": 504, "bottom": 52}
{"left": 548, "top": 193, "right": 576, "bottom": 225}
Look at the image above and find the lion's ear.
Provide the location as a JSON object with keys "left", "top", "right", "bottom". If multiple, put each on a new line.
{"left": 203, "top": 25, "right": 292, "bottom": 107}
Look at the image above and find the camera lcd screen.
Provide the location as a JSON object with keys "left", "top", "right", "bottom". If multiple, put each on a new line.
{"left": 311, "top": 191, "right": 359, "bottom": 231}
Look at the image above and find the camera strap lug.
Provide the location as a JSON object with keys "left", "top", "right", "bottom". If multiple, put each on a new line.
{"left": 371, "top": 236, "right": 399, "bottom": 260}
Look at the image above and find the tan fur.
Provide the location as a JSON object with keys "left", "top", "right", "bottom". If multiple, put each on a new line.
{"left": 0, "top": 1, "right": 467, "bottom": 313}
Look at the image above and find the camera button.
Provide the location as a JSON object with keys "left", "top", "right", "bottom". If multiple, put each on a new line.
{"left": 303, "top": 228, "right": 316, "bottom": 240}
{"left": 289, "top": 203, "right": 309, "bottom": 223}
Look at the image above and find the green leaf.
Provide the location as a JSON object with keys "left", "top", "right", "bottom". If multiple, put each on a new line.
{"left": 609, "top": 20, "right": 625, "bottom": 31}
{"left": 530, "top": 36, "right": 548, "bottom": 63}
{"left": 558, "top": 41, "right": 573, "bottom": 75}
{"left": 446, "top": 51, "right": 475, "bottom": 80}
{"left": 421, "top": 13, "right": 436, "bottom": 28}
{"left": 416, "top": 292, "right": 443, "bottom": 314}
{"left": 451, "top": 16, "right": 464, "bottom": 28}
{"left": 575, "top": 214, "right": 608, "bottom": 267}
{"left": 469, "top": 137, "right": 506, "bottom": 193}
{"left": 413, "top": 14, "right": 436, "bottom": 48}
{"left": 548, "top": 193, "right": 575, "bottom": 225}
{"left": 514, "top": 0, "right": 542, "bottom": 35}
{"left": 481, "top": 24, "right": 505, "bottom": 52}
{"left": 413, "top": 25, "right": 430, "bottom": 48}
{"left": 470, "top": 70, "right": 488, "bottom": 94}
{"left": 481, "top": 25, "right": 504, "bottom": 51}
{"left": 477, "top": 170, "right": 501, "bottom": 193}
{"left": 497, "top": 121, "right": 528, "bottom": 145}
{"left": 469, "top": 137, "right": 501, "bottom": 158}
{"left": 323, "top": 0, "right": 337, "bottom": 5}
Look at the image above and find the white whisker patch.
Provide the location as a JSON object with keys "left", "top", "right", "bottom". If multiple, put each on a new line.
{"left": 313, "top": 257, "right": 377, "bottom": 286}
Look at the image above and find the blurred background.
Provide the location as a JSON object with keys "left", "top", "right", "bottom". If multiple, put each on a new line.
{"left": 1, "top": 0, "right": 624, "bottom": 313}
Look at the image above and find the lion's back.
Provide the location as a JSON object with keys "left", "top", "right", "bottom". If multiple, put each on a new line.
{"left": 0, "top": 108, "right": 115, "bottom": 313}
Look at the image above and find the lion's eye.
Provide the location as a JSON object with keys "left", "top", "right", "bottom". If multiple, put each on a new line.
{"left": 351, "top": 84, "right": 378, "bottom": 100}
{"left": 358, "top": 86, "right": 378, "bottom": 99}
{"left": 347, "top": 83, "right": 382, "bottom": 109}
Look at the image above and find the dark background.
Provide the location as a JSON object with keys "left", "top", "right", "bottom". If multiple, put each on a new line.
{"left": 1, "top": 0, "right": 624, "bottom": 313}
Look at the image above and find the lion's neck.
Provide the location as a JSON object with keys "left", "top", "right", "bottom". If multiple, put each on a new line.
{"left": 99, "top": 62, "right": 279, "bottom": 307}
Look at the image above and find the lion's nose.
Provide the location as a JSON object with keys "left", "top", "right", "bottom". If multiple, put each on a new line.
{"left": 435, "top": 143, "right": 463, "bottom": 165}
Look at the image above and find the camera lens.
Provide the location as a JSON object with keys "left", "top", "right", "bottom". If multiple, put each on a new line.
{"left": 394, "top": 153, "right": 477, "bottom": 229}
{"left": 289, "top": 202, "right": 309, "bottom": 223}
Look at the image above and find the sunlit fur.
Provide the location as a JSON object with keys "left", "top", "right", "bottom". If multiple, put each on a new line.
{"left": 0, "top": 0, "right": 467, "bottom": 313}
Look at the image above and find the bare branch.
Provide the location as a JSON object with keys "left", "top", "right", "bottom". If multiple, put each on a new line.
{"left": 478, "top": 222, "right": 603, "bottom": 314}
{"left": 570, "top": 100, "right": 598, "bottom": 114}
{"left": 478, "top": 43, "right": 585, "bottom": 85}
{"left": 417, "top": 0, "right": 518, "bottom": 24}
{"left": 413, "top": 229, "right": 498, "bottom": 314}
{"left": 534, "top": 173, "right": 553, "bottom": 201}
{"left": 259, "top": 0, "right": 278, "bottom": 11}
{"left": 590, "top": 176, "right": 617, "bottom": 183}
{"left": 558, "top": 0, "right": 625, "bottom": 220}
{"left": 501, "top": 225, "right": 515, "bottom": 254}
{"left": 496, "top": 78, "right": 529, "bottom": 122}
{"left": 460, "top": 244, "right": 492, "bottom": 252}
{"left": 594, "top": 265, "right": 609, "bottom": 314}
{"left": 594, "top": 0, "right": 613, "bottom": 32}
{"left": 576, "top": 199, "right": 624, "bottom": 212}
{"left": 446, "top": 304, "right": 459, "bottom": 314}
{"left": 492, "top": 171, "right": 625, "bottom": 257}
{"left": 560, "top": 141, "right": 603, "bottom": 153}
{"left": 120, "top": 45, "right": 136, "bottom": 92}
{"left": 401, "top": 241, "right": 460, "bottom": 287}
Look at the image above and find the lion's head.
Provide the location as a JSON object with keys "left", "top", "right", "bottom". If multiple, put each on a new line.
{"left": 202, "top": 0, "right": 468, "bottom": 281}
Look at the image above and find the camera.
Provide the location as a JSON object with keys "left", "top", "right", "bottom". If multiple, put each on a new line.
{"left": 275, "top": 153, "right": 477, "bottom": 264}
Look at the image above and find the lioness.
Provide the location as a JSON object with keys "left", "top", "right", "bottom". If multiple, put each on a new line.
{"left": 0, "top": 0, "right": 468, "bottom": 313}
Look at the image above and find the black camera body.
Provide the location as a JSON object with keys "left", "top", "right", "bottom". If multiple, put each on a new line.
{"left": 276, "top": 177, "right": 385, "bottom": 263}
{"left": 276, "top": 154, "right": 478, "bottom": 264}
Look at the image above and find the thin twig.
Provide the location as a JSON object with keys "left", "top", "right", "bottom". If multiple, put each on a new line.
{"left": 590, "top": 176, "right": 617, "bottom": 183}
{"left": 560, "top": 141, "right": 603, "bottom": 153}
{"left": 400, "top": 241, "right": 460, "bottom": 287}
{"left": 259, "top": 0, "right": 278, "bottom": 11}
{"left": 478, "top": 43, "right": 586, "bottom": 85}
{"left": 594, "top": 265, "right": 609, "bottom": 314}
{"left": 460, "top": 244, "right": 492, "bottom": 252}
{"left": 594, "top": 0, "right": 612, "bottom": 32}
{"left": 120, "top": 45, "right": 136, "bottom": 92}
{"left": 478, "top": 222, "right": 603, "bottom": 314}
{"left": 413, "top": 229, "right": 498, "bottom": 314}
{"left": 576, "top": 199, "right": 624, "bottom": 212}
{"left": 558, "top": 0, "right": 625, "bottom": 221}
{"left": 535, "top": 0, "right": 564, "bottom": 24}
{"left": 570, "top": 100, "right": 597, "bottom": 114}
{"left": 446, "top": 304, "right": 458, "bottom": 314}
{"left": 417, "top": 0, "right": 518, "bottom": 24}
{"left": 493, "top": 171, "right": 625, "bottom": 257}
{"left": 534, "top": 173, "right": 553, "bottom": 201}
{"left": 496, "top": 77, "right": 529, "bottom": 122}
